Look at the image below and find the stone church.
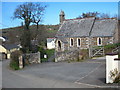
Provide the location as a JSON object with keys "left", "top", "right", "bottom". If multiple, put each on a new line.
{"left": 55, "top": 10, "right": 119, "bottom": 62}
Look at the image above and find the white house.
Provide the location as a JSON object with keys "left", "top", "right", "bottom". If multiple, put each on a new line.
{"left": 47, "top": 38, "right": 56, "bottom": 49}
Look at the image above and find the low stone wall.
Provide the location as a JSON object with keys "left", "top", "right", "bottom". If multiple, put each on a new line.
{"left": 19, "top": 52, "right": 41, "bottom": 69}
{"left": 55, "top": 50, "right": 79, "bottom": 62}
{"left": 25, "top": 52, "right": 41, "bottom": 64}
{"left": 106, "top": 54, "right": 120, "bottom": 83}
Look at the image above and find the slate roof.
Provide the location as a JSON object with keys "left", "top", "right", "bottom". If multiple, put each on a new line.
{"left": 3, "top": 44, "right": 19, "bottom": 50}
{"left": 56, "top": 17, "right": 117, "bottom": 38}
{"left": 47, "top": 38, "right": 56, "bottom": 43}
{"left": 91, "top": 19, "right": 117, "bottom": 37}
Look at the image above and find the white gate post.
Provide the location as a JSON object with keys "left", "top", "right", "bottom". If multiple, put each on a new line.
{"left": 106, "top": 54, "right": 118, "bottom": 83}
{"left": 19, "top": 55, "right": 23, "bottom": 69}
{"left": 38, "top": 52, "right": 41, "bottom": 63}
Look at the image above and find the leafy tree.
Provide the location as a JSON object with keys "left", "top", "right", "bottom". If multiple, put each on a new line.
{"left": 76, "top": 12, "right": 99, "bottom": 19}
{"left": 99, "top": 13, "right": 110, "bottom": 19}
{"left": 76, "top": 12, "right": 117, "bottom": 19}
{"left": 13, "top": 2, "right": 46, "bottom": 53}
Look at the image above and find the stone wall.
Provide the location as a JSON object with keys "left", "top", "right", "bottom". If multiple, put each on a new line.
{"left": 56, "top": 37, "right": 113, "bottom": 52}
{"left": 55, "top": 49, "right": 79, "bottom": 62}
{"left": 55, "top": 37, "right": 114, "bottom": 62}
{"left": 25, "top": 52, "right": 41, "bottom": 64}
{"left": 91, "top": 37, "right": 113, "bottom": 46}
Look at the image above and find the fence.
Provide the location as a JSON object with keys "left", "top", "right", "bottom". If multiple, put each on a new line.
{"left": 91, "top": 46, "right": 104, "bottom": 57}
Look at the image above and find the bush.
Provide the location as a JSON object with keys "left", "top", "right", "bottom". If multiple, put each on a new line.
{"left": 10, "top": 50, "right": 22, "bottom": 70}
{"left": 79, "top": 49, "right": 89, "bottom": 60}
{"left": 40, "top": 49, "right": 55, "bottom": 62}
{"left": 105, "top": 43, "right": 120, "bottom": 54}
{"left": 38, "top": 46, "right": 46, "bottom": 59}
{"left": 114, "top": 73, "right": 120, "bottom": 83}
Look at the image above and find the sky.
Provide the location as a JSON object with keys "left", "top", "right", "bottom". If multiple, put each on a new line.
{"left": 1, "top": 2, "right": 118, "bottom": 29}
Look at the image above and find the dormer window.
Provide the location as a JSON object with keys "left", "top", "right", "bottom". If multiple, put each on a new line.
{"left": 70, "top": 38, "right": 74, "bottom": 46}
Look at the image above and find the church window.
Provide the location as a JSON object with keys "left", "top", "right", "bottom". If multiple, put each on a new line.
{"left": 70, "top": 38, "right": 74, "bottom": 46}
{"left": 97, "top": 37, "right": 102, "bottom": 46}
{"left": 77, "top": 38, "right": 81, "bottom": 47}
{"left": 58, "top": 41, "right": 61, "bottom": 49}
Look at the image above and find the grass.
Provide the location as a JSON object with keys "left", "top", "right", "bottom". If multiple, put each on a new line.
{"left": 45, "top": 49, "right": 55, "bottom": 58}
{"left": 10, "top": 60, "right": 19, "bottom": 70}
{"left": 41, "top": 58, "right": 48, "bottom": 62}
{"left": 104, "top": 43, "right": 120, "bottom": 54}
{"left": 41, "top": 49, "right": 55, "bottom": 62}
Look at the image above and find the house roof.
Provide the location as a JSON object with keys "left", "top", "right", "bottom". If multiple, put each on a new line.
{"left": 3, "top": 44, "right": 19, "bottom": 50}
{"left": 47, "top": 38, "right": 56, "bottom": 43}
{"left": 55, "top": 17, "right": 117, "bottom": 38}
{"left": 91, "top": 19, "right": 117, "bottom": 37}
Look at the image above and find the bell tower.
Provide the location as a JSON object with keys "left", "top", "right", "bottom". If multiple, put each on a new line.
{"left": 59, "top": 10, "right": 65, "bottom": 24}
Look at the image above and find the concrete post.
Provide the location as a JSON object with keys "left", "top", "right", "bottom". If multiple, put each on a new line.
{"left": 106, "top": 54, "right": 118, "bottom": 83}
{"left": 38, "top": 52, "right": 41, "bottom": 63}
{"left": 19, "top": 55, "right": 23, "bottom": 69}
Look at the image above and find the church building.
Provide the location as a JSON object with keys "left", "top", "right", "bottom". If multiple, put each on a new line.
{"left": 55, "top": 11, "right": 119, "bottom": 62}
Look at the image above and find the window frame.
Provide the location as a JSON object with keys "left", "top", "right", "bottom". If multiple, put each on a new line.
{"left": 77, "top": 38, "right": 81, "bottom": 47}
{"left": 70, "top": 38, "right": 74, "bottom": 47}
{"left": 97, "top": 37, "right": 102, "bottom": 46}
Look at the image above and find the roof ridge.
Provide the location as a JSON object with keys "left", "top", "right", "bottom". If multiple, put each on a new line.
{"left": 65, "top": 17, "right": 95, "bottom": 21}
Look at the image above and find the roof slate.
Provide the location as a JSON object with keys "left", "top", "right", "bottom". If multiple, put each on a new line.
{"left": 3, "top": 44, "right": 19, "bottom": 50}
{"left": 56, "top": 18, "right": 117, "bottom": 38}
{"left": 47, "top": 38, "right": 56, "bottom": 43}
{"left": 91, "top": 19, "right": 117, "bottom": 37}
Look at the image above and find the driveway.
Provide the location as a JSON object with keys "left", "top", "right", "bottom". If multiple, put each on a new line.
{"left": 2, "top": 57, "right": 119, "bottom": 88}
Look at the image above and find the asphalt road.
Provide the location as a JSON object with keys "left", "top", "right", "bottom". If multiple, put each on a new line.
{"left": 0, "top": 61, "right": 2, "bottom": 89}
{"left": 2, "top": 57, "right": 119, "bottom": 88}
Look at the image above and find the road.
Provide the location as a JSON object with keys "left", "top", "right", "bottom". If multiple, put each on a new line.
{"left": 2, "top": 57, "right": 119, "bottom": 88}
{"left": 0, "top": 61, "right": 2, "bottom": 89}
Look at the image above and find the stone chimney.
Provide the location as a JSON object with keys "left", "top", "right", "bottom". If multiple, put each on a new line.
{"left": 59, "top": 10, "right": 65, "bottom": 24}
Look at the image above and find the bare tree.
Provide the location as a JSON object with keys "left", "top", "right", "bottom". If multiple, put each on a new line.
{"left": 13, "top": 2, "right": 46, "bottom": 53}
{"left": 32, "top": 3, "right": 47, "bottom": 29}
{"left": 99, "top": 13, "right": 110, "bottom": 19}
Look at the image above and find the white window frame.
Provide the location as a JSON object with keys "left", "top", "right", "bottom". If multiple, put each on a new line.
{"left": 70, "top": 38, "right": 74, "bottom": 47}
{"left": 97, "top": 37, "right": 102, "bottom": 46}
{"left": 77, "top": 38, "right": 81, "bottom": 47}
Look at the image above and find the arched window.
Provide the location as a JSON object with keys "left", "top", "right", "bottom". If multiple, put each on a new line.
{"left": 97, "top": 37, "right": 102, "bottom": 46}
{"left": 58, "top": 41, "right": 61, "bottom": 49}
{"left": 70, "top": 38, "right": 74, "bottom": 46}
{"left": 77, "top": 38, "right": 81, "bottom": 47}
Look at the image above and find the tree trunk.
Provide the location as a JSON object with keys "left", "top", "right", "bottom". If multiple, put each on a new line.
{"left": 37, "top": 23, "right": 39, "bottom": 29}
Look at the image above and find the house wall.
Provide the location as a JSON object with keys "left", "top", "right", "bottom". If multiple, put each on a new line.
{"left": 91, "top": 37, "right": 113, "bottom": 46}
{"left": 0, "top": 45, "right": 7, "bottom": 53}
{"left": 55, "top": 39, "right": 65, "bottom": 52}
{"left": 67, "top": 37, "right": 88, "bottom": 51}
{"left": 55, "top": 36, "right": 114, "bottom": 62}
{"left": 47, "top": 41, "right": 55, "bottom": 49}
{"left": 10, "top": 48, "right": 20, "bottom": 52}
{"left": 113, "top": 27, "right": 119, "bottom": 43}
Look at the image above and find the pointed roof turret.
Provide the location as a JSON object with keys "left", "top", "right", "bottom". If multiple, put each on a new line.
{"left": 60, "top": 10, "right": 65, "bottom": 16}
